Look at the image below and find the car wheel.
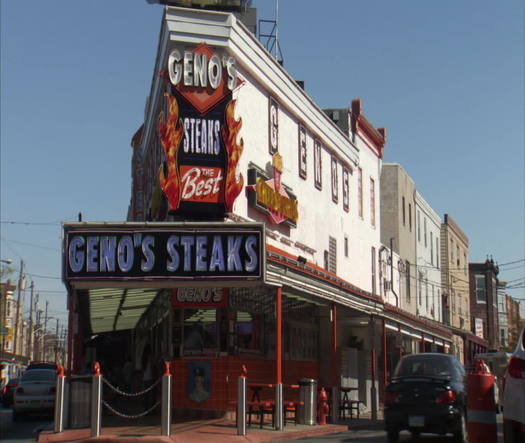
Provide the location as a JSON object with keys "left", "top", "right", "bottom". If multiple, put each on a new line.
{"left": 453, "top": 413, "right": 467, "bottom": 443}
{"left": 387, "top": 429, "right": 400, "bottom": 443}
{"left": 411, "top": 430, "right": 421, "bottom": 440}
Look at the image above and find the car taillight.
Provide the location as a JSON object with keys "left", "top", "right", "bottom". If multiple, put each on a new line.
{"left": 1, "top": 386, "right": 5, "bottom": 394}
{"left": 16, "top": 387, "right": 24, "bottom": 394}
{"left": 507, "top": 356, "right": 525, "bottom": 379}
{"left": 385, "top": 391, "right": 399, "bottom": 403}
{"left": 437, "top": 390, "right": 456, "bottom": 404}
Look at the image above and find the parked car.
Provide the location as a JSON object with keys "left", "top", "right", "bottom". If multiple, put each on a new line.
{"left": 503, "top": 324, "right": 525, "bottom": 443}
{"left": 384, "top": 353, "right": 467, "bottom": 442}
{"left": 12, "top": 369, "right": 56, "bottom": 420}
{"left": 1, "top": 378, "right": 19, "bottom": 407}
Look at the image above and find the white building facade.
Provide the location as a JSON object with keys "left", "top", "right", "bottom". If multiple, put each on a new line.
{"left": 415, "top": 191, "right": 442, "bottom": 322}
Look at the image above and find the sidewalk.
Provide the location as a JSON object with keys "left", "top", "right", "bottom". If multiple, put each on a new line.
{"left": 37, "top": 417, "right": 352, "bottom": 443}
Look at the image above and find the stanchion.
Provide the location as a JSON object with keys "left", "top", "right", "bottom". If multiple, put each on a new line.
{"left": 90, "top": 362, "right": 103, "bottom": 437}
{"left": 237, "top": 365, "right": 247, "bottom": 436}
{"left": 161, "top": 362, "right": 172, "bottom": 436}
{"left": 275, "top": 383, "right": 283, "bottom": 430}
{"left": 54, "top": 365, "right": 65, "bottom": 433}
{"left": 467, "top": 359, "right": 497, "bottom": 443}
{"left": 331, "top": 386, "right": 339, "bottom": 424}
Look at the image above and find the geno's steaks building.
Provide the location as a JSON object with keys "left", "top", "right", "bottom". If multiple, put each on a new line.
{"left": 62, "top": 2, "right": 452, "bottom": 418}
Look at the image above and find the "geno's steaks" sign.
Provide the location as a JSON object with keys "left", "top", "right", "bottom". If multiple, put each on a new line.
{"left": 63, "top": 223, "right": 264, "bottom": 281}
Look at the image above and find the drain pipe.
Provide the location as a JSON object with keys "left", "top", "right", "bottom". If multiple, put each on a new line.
{"left": 390, "top": 238, "right": 399, "bottom": 307}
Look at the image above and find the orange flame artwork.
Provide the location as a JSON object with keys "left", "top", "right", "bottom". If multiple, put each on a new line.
{"left": 221, "top": 99, "right": 244, "bottom": 212}
{"left": 158, "top": 93, "right": 184, "bottom": 211}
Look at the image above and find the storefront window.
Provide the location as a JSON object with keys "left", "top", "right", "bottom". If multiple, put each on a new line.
{"left": 182, "top": 309, "right": 218, "bottom": 356}
{"left": 235, "top": 311, "right": 262, "bottom": 354}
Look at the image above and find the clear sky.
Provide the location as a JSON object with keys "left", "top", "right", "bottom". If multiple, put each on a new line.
{"left": 1, "top": 0, "right": 524, "bottom": 326}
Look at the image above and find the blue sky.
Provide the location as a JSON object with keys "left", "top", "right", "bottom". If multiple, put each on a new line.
{"left": 1, "top": 0, "right": 523, "bottom": 325}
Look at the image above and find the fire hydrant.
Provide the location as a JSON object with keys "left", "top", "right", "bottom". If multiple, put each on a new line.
{"left": 318, "top": 387, "right": 329, "bottom": 425}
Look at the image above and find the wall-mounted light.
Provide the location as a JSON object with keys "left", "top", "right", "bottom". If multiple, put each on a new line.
{"left": 297, "top": 255, "right": 307, "bottom": 265}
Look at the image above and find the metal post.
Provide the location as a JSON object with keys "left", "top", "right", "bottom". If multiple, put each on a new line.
{"left": 275, "top": 382, "right": 283, "bottom": 430}
{"left": 13, "top": 260, "right": 24, "bottom": 356}
{"left": 161, "top": 362, "right": 172, "bottom": 436}
{"left": 237, "top": 367, "right": 247, "bottom": 436}
{"left": 331, "top": 386, "right": 339, "bottom": 424}
{"left": 90, "top": 362, "right": 102, "bottom": 437}
{"left": 371, "top": 348, "right": 378, "bottom": 420}
{"left": 54, "top": 365, "right": 65, "bottom": 433}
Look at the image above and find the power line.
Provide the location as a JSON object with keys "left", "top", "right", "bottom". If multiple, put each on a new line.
{"left": 498, "top": 259, "right": 525, "bottom": 267}
{"left": 1, "top": 236, "right": 60, "bottom": 251}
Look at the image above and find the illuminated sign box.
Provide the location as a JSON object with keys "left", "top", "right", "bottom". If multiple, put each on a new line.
{"left": 63, "top": 223, "right": 264, "bottom": 282}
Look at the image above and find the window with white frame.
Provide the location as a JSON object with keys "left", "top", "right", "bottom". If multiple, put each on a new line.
{"left": 314, "top": 139, "right": 322, "bottom": 190}
{"left": 370, "top": 177, "right": 376, "bottom": 227}
{"left": 358, "top": 167, "right": 363, "bottom": 218}
{"left": 475, "top": 274, "right": 486, "bottom": 303}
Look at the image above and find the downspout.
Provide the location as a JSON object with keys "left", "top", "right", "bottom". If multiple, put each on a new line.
{"left": 390, "top": 238, "right": 399, "bottom": 307}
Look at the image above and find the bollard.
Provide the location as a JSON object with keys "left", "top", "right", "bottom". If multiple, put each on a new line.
{"left": 467, "top": 359, "right": 497, "bottom": 443}
{"left": 90, "top": 362, "right": 103, "bottom": 437}
{"left": 161, "top": 361, "right": 172, "bottom": 436}
{"left": 275, "top": 383, "right": 283, "bottom": 430}
{"left": 54, "top": 365, "right": 65, "bottom": 433}
{"left": 317, "top": 387, "right": 329, "bottom": 425}
{"left": 237, "top": 365, "right": 247, "bottom": 436}
{"left": 330, "top": 386, "right": 339, "bottom": 424}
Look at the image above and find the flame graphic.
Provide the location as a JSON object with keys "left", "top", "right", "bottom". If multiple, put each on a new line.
{"left": 158, "top": 93, "right": 184, "bottom": 211}
{"left": 221, "top": 99, "right": 244, "bottom": 212}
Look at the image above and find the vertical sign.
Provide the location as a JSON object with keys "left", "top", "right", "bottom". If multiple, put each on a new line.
{"left": 331, "top": 156, "right": 338, "bottom": 203}
{"left": 314, "top": 138, "right": 322, "bottom": 190}
{"left": 298, "top": 124, "right": 307, "bottom": 179}
{"left": 343, "top": 167, "right": 350, "bottom": 212}
{"left": 269, "top": 97, "right": 279, "bottom": 154}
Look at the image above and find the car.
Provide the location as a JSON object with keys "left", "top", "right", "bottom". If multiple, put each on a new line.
{"left": 12, "top": 369, "right": 56, "bottom": 420}
{"left": 1, "top": 377, "right": 19, "bottom": 407}
{"left": 502, "top": 324, "right": 525, "bottom": 443}
{"left": 384, "top": 353, "right": 467, "bottom": 442}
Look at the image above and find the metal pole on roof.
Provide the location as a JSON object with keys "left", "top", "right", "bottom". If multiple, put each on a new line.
{"left": 12, "top": 260, "right": 24, "bottom": 357}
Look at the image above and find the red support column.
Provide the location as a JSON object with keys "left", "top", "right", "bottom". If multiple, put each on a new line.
{"left": 331, "top": 303, "right": 337, "bottom": 387}
{"left": 382, "top": 319, "right": 387, "bottom": 387}
{"left": 275, "top": 287, "right": 282, "bottom": 385}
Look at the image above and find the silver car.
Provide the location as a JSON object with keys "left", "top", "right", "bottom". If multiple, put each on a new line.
{"left": 13, "top": 369, "right": 56, "bottom": 420}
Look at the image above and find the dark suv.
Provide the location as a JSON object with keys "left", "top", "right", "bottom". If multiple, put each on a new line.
{"left": 384, "top": 353, "right": 467, "bottom": 442}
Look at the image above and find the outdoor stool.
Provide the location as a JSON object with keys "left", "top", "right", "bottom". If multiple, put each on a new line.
{"left": 283, "top": 400, "right": 304, "bottom": 425}
{"left": 348, "top": 400, "right": 364, "bottom": 419}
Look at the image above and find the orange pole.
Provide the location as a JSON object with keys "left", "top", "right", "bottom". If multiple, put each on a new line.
{"left": 382, "top": 319, "right": 387, "bottom": 387}
{"left": 276, "top": 287, "right": 282, "bottom": 384}
{"left": 331, "top": 303, "right": 337, "bottom": 387}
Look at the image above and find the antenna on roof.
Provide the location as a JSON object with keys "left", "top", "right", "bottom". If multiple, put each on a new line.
{"left": 258, "top": 0, "right": 283, "bottom": 64}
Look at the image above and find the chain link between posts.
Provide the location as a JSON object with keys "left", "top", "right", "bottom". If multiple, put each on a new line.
{"left": 102, "top": 400, "right": 160, "bottom": 419}
{"left": 102, "top": 377, "right": 161, "bottom": 397}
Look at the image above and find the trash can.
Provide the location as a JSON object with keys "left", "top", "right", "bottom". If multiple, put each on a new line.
{"left": 68, "top": 375, "right": 91, "bottom": 429}
{"left": 298, "top": 378, "right": 317, "bottom": 425}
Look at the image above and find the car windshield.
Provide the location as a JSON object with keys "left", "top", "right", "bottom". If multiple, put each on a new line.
{"left": 22, "top": 370, "right": 55, "bottom": 382}
{"left": 395, "top": 355, "right": 453, "bottom": 377}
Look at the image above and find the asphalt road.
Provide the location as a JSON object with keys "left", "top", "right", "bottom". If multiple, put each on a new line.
{"left": 0, "top": 406, "right": 53, "bottom": 443}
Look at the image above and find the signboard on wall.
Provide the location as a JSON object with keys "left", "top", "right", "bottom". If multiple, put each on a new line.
{"left": 171, "top": 287, "right": 228, "bottom": 307}
{"left": 475, "top": 318, "right": 484, "bottom": 338}
{"left": 63, "top": 223, "right": 265, "bottom": 283}
{"left": 246, "top": 154, "right": 298, "bottom": 227}
{"left": 156, "top": 43, "right": 244, "bottom": 219}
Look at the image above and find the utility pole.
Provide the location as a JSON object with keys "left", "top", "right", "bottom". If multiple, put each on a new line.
{"left": 43, "top": 301, "right": 49, "bottom": 362}
{"left": 27, "top": 281, "right": 35, "bottom": 360}
{"left": 13, "top": 260, "right": 25, "bottom": 356}
{"left": 54, "top": 319, "right": 59, "bottom": 363}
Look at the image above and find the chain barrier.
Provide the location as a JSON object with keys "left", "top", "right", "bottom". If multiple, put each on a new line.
{"left": 102, "top": 376, "right": 161, "bottom": 397}
{"left": 102, "top": 400, "right": 160, "bottom": 419}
